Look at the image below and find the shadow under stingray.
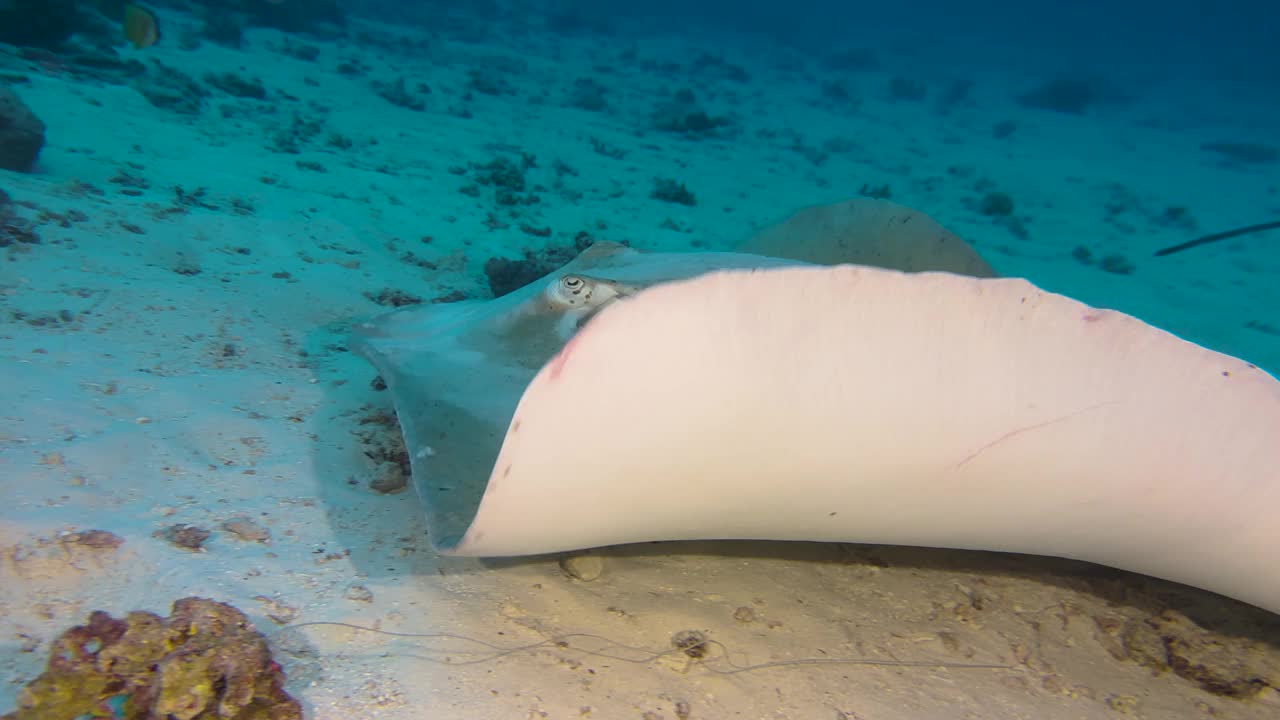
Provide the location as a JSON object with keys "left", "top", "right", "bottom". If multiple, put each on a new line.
{"left": 481, "top": 537, "right": 1280, "bottom": 699}
{"left": 487, "top": 537, "right": 1279, "bottom": 637}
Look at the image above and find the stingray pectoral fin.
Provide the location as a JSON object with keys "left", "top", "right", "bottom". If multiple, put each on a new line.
{"left": 452, "top": 265, "right": 1280, "bottom": 614}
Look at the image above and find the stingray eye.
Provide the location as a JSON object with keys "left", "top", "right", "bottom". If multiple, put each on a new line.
{"left": 557, "top": 275, "right": 591, "bottom": 304}
{"left": 560, "top": 275, "right": 586, "bottom": 294}
{"left": 547, "top": 275, "right": 593, "bottom": 309}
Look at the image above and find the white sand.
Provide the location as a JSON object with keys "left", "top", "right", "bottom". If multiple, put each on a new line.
{"left": 2, "top": 6, "right": 1278, "bottom": 719}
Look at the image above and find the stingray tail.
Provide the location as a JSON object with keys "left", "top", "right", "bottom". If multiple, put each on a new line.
{"left": 1154, "top": 220, "right": 1280, "bottom": 256}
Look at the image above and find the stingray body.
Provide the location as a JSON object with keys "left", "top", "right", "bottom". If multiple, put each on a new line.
{"left": 350, "top": 243, "right": 1280, "bottom": 614}
{"left": 350, "top": 243, "right": 802, "bottom": 548}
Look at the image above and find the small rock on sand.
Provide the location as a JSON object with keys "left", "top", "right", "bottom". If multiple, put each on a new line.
{"left": 560, "top": 552, "right": 605, "bottom": 581}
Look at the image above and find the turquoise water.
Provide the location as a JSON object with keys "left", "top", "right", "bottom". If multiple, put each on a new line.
{"left": 1, "top": 2, "right": 1276, "bottom": 718}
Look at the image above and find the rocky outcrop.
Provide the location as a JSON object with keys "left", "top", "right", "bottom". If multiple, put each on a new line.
{"left": 0, "top": 88, "right": 46, "bottom": 172}
{"left": 0, "top": 0, "right": 83, "bottom": 50}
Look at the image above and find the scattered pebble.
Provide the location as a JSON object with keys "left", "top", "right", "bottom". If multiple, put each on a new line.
{"left": 671, "top": 630, "right": 709, "bottom": 659}
{"left": 254, "top": 595, "right": 299, "bottom": 625}
{"left": 222, "top": 516, "right": 271, "bottom": 543}
{"left": 1106, "top": 694, "right": 1140, "bottom": 714}
{"left": 1099, "top": 253, "right": 1135, "bottom": 275}
{"left": 559, "top": 552, "right": 604, "bottom": 581}
{"left": 62, "top": 529, "right": 124, "bottom": 550}
{"left": 368, "top": 466, "right": 407, "bottom": 494}
{"left": 1255, "top": 687, "right": 1280, "bottom": 708}
{"left": 155, "top": 523, "right": 210, "bottom": 551}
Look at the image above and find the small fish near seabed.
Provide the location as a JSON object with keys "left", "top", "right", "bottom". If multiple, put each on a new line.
{"left": 121, "top": 2, "right": 160, "bottom": 49}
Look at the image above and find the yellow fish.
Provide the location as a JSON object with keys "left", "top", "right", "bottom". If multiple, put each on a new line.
{"left": 122, "top": 3, "right": 160, "bottom": 49}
